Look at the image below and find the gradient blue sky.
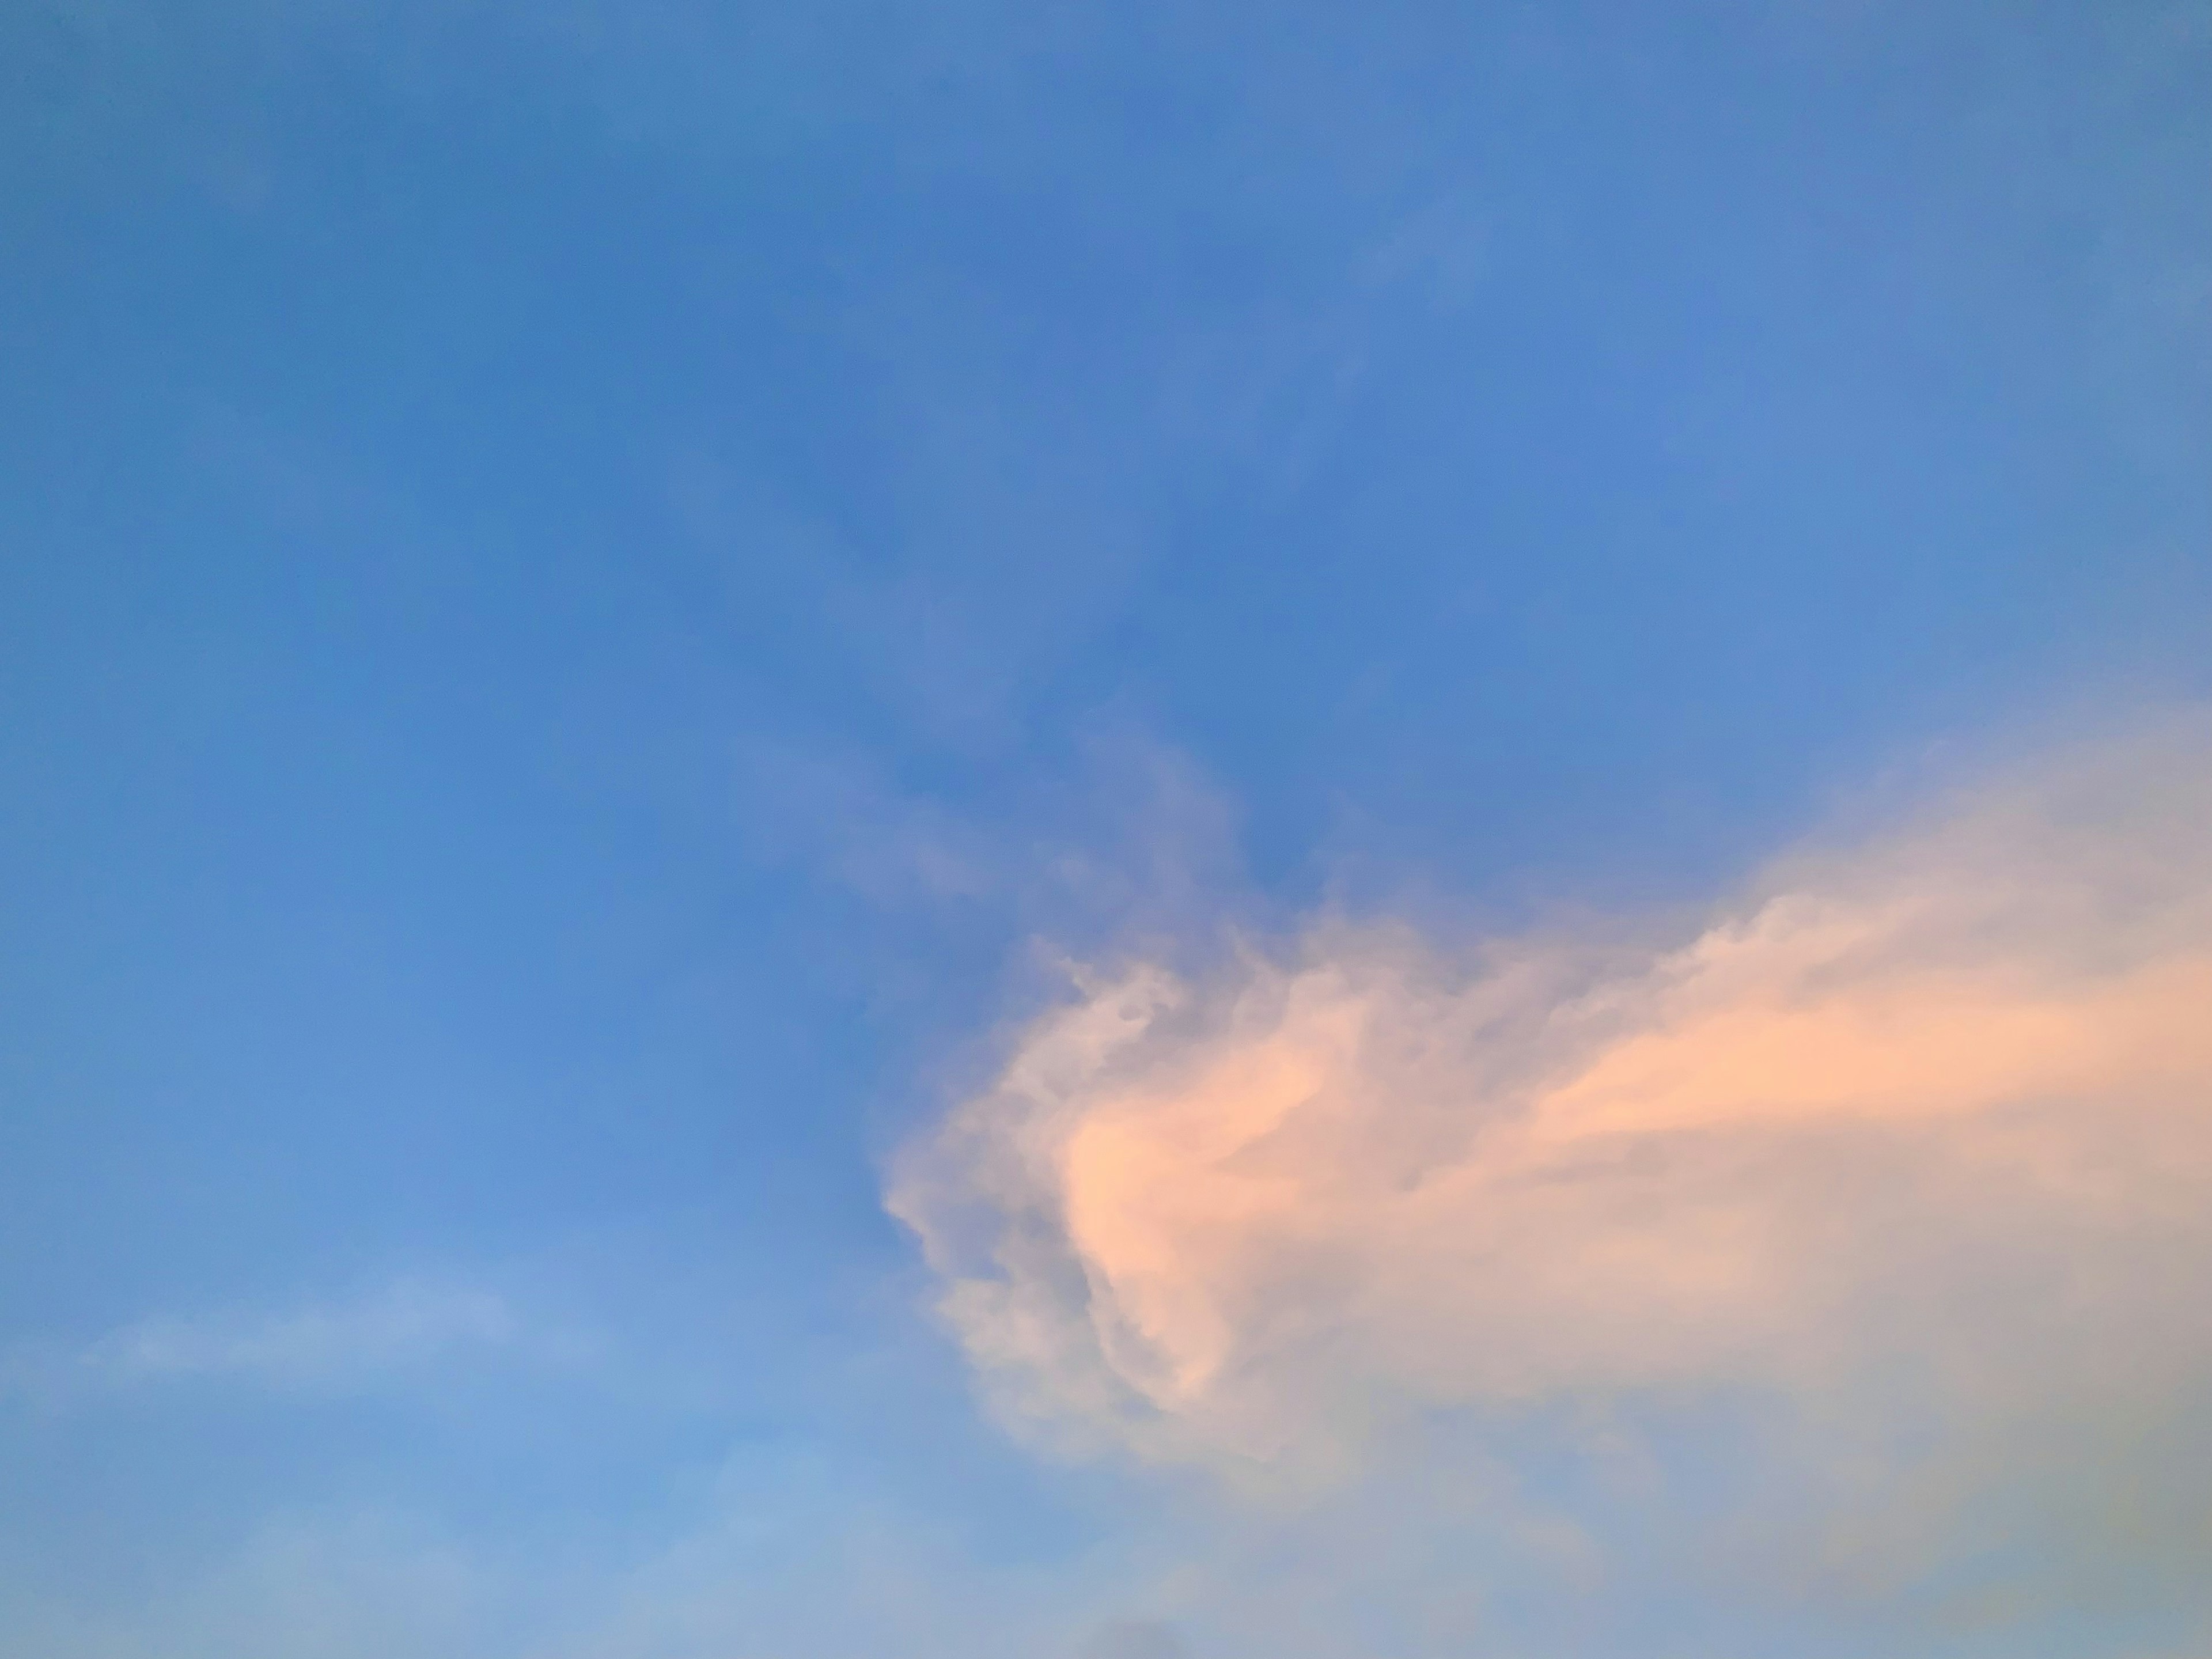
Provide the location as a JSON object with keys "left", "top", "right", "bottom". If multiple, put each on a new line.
{"left": 4, "top": 3, "right": 2211, "bottom": 1656}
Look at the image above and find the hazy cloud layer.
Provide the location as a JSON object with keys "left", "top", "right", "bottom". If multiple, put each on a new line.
{"left": 892, "top": 714, "right": 2212, "bottom": 1521}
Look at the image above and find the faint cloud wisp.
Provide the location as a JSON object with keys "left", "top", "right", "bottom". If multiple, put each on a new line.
{"left": 3, "top": 1279, "right": 522, "bottom": 1404}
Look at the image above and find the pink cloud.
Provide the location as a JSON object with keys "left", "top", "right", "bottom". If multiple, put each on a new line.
{"left": 890, "top": 715, "right": 2212, "bottom": 1476}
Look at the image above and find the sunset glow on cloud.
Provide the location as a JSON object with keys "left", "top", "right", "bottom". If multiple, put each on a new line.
{"left": 893, "top": 718, "right": 2212, "bottom": 1479}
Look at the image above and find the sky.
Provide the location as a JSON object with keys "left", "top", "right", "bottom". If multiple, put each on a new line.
{"left": 2, "top": 2, "right": 2210, "bottom": 1656}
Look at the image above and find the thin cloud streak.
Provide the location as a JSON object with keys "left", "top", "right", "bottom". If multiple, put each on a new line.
{"left": 2, "top": 1280, "right": 521, "bottom": 1402}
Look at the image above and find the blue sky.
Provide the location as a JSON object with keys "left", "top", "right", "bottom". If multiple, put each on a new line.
{"left": 3, "top": 3, "right": 2211, "bottom": 1656}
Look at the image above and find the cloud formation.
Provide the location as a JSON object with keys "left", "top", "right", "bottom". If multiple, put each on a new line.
{"left": 2, "top": 1280, "right": 520, "bottom": 1403}
{"left": 891, "top": 715, "right": 2212, "bottom": 1487}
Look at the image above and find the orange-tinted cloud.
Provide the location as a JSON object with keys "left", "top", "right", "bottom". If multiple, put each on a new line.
{"left": 889, "top": 716, "right": 2212, "bottom": 1474}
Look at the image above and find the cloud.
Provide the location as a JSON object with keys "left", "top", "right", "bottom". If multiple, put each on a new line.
{"left": 736, "top": 722, "right": 1244, "bottom": 952}
{"left": 3, "top": 1279, "right": 521, "bottom": 1402}
{"left": 889, "top": 711, "right": 2212, "bottom": 1586}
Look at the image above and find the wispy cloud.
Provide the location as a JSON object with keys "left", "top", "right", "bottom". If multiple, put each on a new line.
{"left": 738, "top": 723, "right": 1245, "bottom": 944}
{"left": 3, "top": 1279, "right": 522, "bottom": 1402}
